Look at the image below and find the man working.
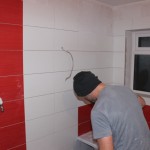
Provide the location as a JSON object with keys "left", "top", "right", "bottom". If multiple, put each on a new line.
{"left": 73, "top": 71, "right": 150, "bottom": 150}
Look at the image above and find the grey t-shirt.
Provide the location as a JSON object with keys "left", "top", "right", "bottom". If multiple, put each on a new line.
{"left": 91, "top": 85, "right": 150, "bottom": 150}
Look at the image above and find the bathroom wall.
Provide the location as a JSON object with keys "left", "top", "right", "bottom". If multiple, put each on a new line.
{"left": 112, "top": 0, "right": 150, "bottom": 105}
{"left": 23, "top": 0, "right": 113, "bottom": 149}
{"left": 0, "top": 0, "right": 26, "bottom": 149}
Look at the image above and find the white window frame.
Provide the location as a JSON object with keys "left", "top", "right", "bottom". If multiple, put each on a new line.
{"left": 130, "top": 30, "right": 150, "bottom": 96}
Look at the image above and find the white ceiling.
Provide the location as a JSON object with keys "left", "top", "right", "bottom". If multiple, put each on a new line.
{"left": 97, "top": 0, "right": 145, "bottom": 6}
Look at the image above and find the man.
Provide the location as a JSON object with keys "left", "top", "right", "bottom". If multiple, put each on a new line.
{"left": 73, "top": 71, "right": 150, "bottom": 150}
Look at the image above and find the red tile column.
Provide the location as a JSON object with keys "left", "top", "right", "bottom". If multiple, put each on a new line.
{"left": 0, "top": 0, "right": 26, "bottom": 149}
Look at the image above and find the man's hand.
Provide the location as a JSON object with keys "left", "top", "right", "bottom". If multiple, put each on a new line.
{"left": 97, "top": 136, "right": 114, "bottom": 150}
{"left": 137, "top": 95, "right": 146, "bottom": 108}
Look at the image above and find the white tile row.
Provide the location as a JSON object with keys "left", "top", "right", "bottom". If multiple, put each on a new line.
{"left": 92, "top": 68, "right": 114, "bottom": 84}
{"left": 25, "top": 91, "right": 77, "bottom": 120}
{"left": 23, "top": 0, "right": 113, "bottom": 33}
{"left": 25, "top": 108, "right": 77, "bottom": 142}
{"left": 24, "top": 51, "right": 114, "bottom": 74}
{"left": 54, "top": 90, "right": 77, "bottom": 113}
{"left": 23, "top": 26, "right": 113, "bottom": 51}
{"left": 24, "top": 68, "right": 114, "bottom": 98}
{"left": 23, "top": 0, "right": 55, "bottom": 28}
{"left": 23, "top": 26, "right": 55, "bottom": 50}
{"left": 26, "top": 125, "right": 77, "bottom": 150}
{"left": 24, "top": 72, "right": 72, "bottom": 98}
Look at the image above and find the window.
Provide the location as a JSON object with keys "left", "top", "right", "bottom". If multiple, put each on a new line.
{"left": 125, "top": 30, "right": 150, "bottom": 96}
{"left": 133, "top": 31, "right": 150, "bottom": 95}
{"left": 133, "top": 54, "right": 150, "bottom": 92}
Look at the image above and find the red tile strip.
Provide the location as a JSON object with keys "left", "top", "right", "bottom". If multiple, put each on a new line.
{"left": 143, "top": 105, "right": 150, "bottom": 129}
{"left": 0, "top": 99, "right": 25, "bottom": 127}
{"left": 0, "top": 24, "right": 23, "bottom": 50}
{"left": 0, "top": 0, "right": 23, "bottom": 24}
{"left": 78, "top": 104, "right": 94, "bottom": 136}
{"left": 0, "top": 122, "right": 26, "bottom": 150}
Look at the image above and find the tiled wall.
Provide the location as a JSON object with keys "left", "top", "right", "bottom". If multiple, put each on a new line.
{"left": 23, "top": 0, "right": 113, "bottom": 149}
{"left": 0, "top": 0, "right": 149, "bottom": 149}
{"left": 112, "top": 1, "right": 150, "bottom": 105}
{"left": 0, "top": 0, "right": 26, "bottom": 149}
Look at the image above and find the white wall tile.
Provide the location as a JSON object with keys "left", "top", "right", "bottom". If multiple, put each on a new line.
{"left": 78, "top": 0, "right": 112, "bottom": 34}
{"left": 72, "top": 51, "right": 113, "bottom": 70}
{"left": 93, "top": 68, "right": 114, "bottom": 84}
{"left": 96, "top": 52, "right": 114, "bottom": 68}
{"left": 24, "top": 51, "right": 54, "bottom": 74}
{"left": 78, "top": 32, "right": 113, "bottom": 51}
{"left": 54, "top": 29, "right": 78, "bottom": 51}
{"left": 25, "top": 94, "right": 54, "bottom": 120}
{"left": 113, "top": 68, "right": 124, "bottom": 85}
{"left": 54, "top": 126, "right": 77, "bottom": 150}
{"left": 54, "top": 0, "right": 78, "bottom": 30}
{"left": 113, "top": 19, "right": 132, "bottom": 36}
{"left": 54, "top": 108, "right": 77, "bottom": 132}
{"left": 113, "top": 5, "right": 135, "bottom": 21}
{"left": 78, "top": 0, "right": 100, "bottom": 33}
{"left": 53, "top": 51, "right": 73, "bottom": 72}
{"left": 113, "top": 52, "right": 125, "bottom": 68}
{"left": 24, "top": 73, "right": 54, "bottom": 98}
{"left": 27, "top": 134, "right": 55, "bottom": 150}
{"left": 132, "top": 16, "right": 150, "bottom": 30}
{"left": 78, "top": 32, "right": 99, "bottom": 51}
{"left": 23, "top": 0, "right": 54, "bottom": 28}
{"left": 141, "top": 1, "right": 150, "bottom": 17}
{"left": 113, "top": 36, "right": 125, "bottom": 52}
{"left": 73, "top": 52, "right": 97, "bottom": 70}
{"left": 23, "top": 26, "right": 54, "bottom": 50}
{"left": 26, "top": 115, "right": 54, "bottom": 142}
{"left": 30, "top": 126, "right": 77, "bottom": 150}
{"left": 54, "top": 91, "right": 77, "bottom": 113}
{"left": 53, "top": 72, "right": 73, "bottom": 92}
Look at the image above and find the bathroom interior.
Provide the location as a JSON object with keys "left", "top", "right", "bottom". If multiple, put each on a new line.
{"left": 0, "top": 0, "right": 150, "bottom": 149}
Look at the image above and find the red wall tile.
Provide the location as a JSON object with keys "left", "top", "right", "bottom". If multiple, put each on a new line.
{"left": 10, "top": 144, "right": 26, "bottom": 150}
{"left": 78, "top": 104, "right": 94, "bottom": 136}
{"left": 0, "top": 24, "right": 23, "bottom": 50}
{"left": 0, "top": 51, "right": 23, "bottom": 76}
{"left": 0, "top": 123, "right": 26, "bottom": 150}
{"left": 78, "top": 121, "right": 92, "bottom": 136}
{"left": 0, "top": 76, "right": 24, "bottom": 102}
{"left": 0, "top": 99, "right": 25, "bottom": 127}
{"left": 0, "top": 0, "right": 22, "bottom": 24}
{"left": 78, "top": 104, "right": 94, "bottom": 124}
{"left": 143, "top": 105, "right": 150, "bottom": 129}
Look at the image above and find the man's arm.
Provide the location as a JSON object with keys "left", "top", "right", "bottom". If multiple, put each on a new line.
{"left": 97, "top": 136, "right": 114, "bottom": 150}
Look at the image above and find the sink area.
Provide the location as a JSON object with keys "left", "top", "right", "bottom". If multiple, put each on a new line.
{"left": 77, "top": 131, "right": 98, "bottom": 149}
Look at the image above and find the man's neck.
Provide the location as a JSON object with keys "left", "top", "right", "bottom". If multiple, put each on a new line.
{"left": 92, "top": 83, "right": 106, "bottom": 99}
